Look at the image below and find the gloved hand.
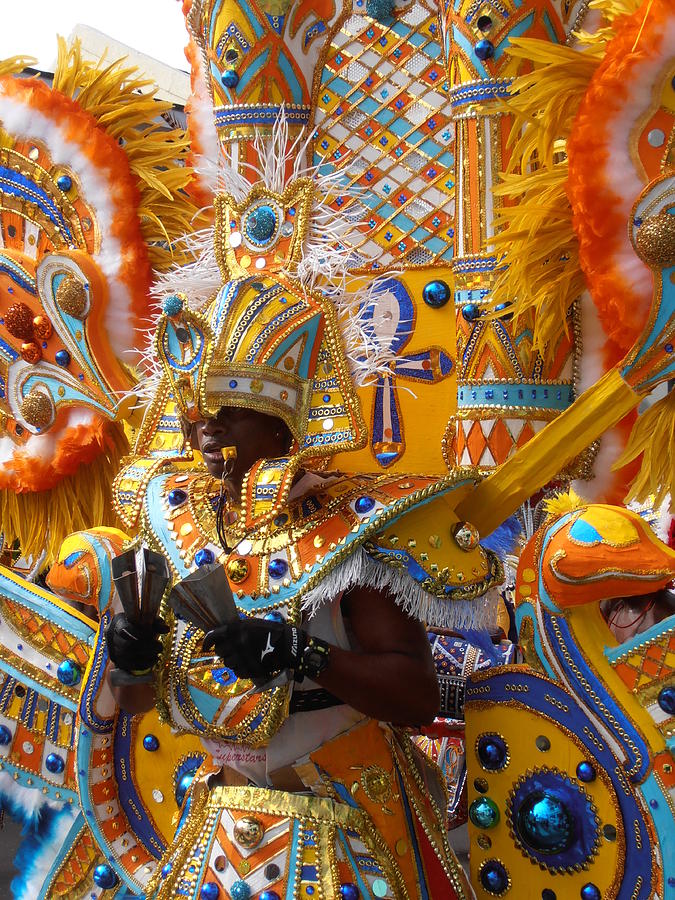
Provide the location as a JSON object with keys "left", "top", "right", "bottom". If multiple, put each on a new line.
{"left": 105, "top": 613, "right": 168, "bottom": 674}
{"left": 202, "top": 618, "right": 307, "bottom": 682}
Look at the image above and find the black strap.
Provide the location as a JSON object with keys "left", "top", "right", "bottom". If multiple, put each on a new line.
{"left": 289, "top": 688, "right": 344, "bottom": 714}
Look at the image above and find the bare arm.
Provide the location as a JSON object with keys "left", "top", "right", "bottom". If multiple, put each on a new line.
{"left": 111, "top": 681, "right": 156, "bottom": 715}
{"left": 313, "top": 585, "right": 439, "bottom": 726}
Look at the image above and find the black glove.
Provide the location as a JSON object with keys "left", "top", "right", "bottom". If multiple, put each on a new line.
{"left": 105, "top": 613, "right": 168, "bottom": 674}
{"left": 203, "top": 618, "right": 307, "bottom": 682}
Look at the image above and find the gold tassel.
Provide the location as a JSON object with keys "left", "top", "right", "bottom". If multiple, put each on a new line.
{"left": 0, "top": 426, "right": 131, "bottom": 568}
{"left": 613, "top": 390, "right": 675, "bottom": 511}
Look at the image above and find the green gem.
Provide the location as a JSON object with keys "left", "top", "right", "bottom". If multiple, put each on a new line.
{"left": 469, "top": 796, "right": 500, "bottom": 829}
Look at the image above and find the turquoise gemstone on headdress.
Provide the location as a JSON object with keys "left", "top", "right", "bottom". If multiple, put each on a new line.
{"left": 245, "top": 205, "right": 277, "bottom": 245}
{"left": 230, "top": 881, "right": 251, "bottom": 900}
{"left": 163, "top": 294, "right": 184, "bottom": 316}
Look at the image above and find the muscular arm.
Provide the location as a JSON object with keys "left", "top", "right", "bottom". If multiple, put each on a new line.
{"left": 312, "top": 585, "right": 439, "bottom": 726}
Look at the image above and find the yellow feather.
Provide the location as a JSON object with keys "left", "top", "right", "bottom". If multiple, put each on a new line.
{"left": 543, "top": 488, "right": 587, "bottom": 518}
{"left": 0, "top": 426, "right": 131, "bottom": 568}
{"left": 51, "top": 37, "right": 199, "bottom": 271}
{"left": 613, "top": 391, "right": 675, "bottom": 512}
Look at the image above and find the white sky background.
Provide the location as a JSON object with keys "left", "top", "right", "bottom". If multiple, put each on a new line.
{"left": 0, "top": 0, "right": 188, "bottom": 71}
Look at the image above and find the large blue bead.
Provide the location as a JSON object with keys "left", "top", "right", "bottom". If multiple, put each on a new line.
{"left": 576, "top": 761, "right": 596, "bottom": 783}
{"left": 230, "top": 881, "right": 251, "bottom": 900}
{"left": 56, "top": 174, "right": 73, "bottom": 192}
{"left": 0, "top": 725, "right": 11, "bottom": 746}
{"left": 268, "top": 558, "right": 288, "bottom": 579}
{"left": 92, "top": 864, "right": 118, "bottom": 889}
{"left": 57, "top": 659, "right": 81, "bottom": 686}
{"left": 462, "top": 303, "right": 480, "bottom": 322}
{"left": 260, "top": 892, "right": 281, "bottom": 900}
{"left": 175, "top": 772, "right": 195, "bottom": 808}
{"left": 195, "top": 548, "right": 215, "bottom": 567}
{"left": 354, "top": 495, "right": 376, "bottom": 514}
{"left": 45, "top": 753, "right": 65, "bottom": 774}
{"left": 516, "top": 791, "right": 574, "bottom": 854}
{"left": 168, "top": 488, "right": 187, "bottom": 507}
{"left": 246, "top": 205, "right": 277, "bottom": 244}
{"left": 340, "top": 886, "right": 360, "bottom": 900}
{"left": 55, "top": 350, "right": 71, "bottom": 367}
{"left": 469, "top": 796, "right": 500, "bottom": 829}
{"left": 580, "top": 884, "right": 601, "bottom": 900}
{"left": 422, "top": 279, "right": 451, "bottom": 308}
{"left": 479, "top": 860, "right": 509, "bottom": 894}
{"left": 477, "top": 734, "right": 508, "bottom": 771}
{"left": 475, "top": 39, "right": 495, "bottom": 61}
{"left": 143, "top": 734, "right": 159, "bottom": 752}
{"left": 222, "top": 70, "right": 240, "bottom": 88}
{"left": 200, "top": 883, "right": 220, "bottom": 900}
{"left": 658, "top": 685, "right": 675, "bottom": 716}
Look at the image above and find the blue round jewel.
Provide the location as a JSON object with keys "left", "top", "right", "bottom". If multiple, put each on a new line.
{"left": 658, "top": 685, "right": 675, "bottom": 715}
{"left": 260, "top": 892, "right": 281, "bottom": 900}
{"left": 479, "top": 860, "right": 509, "bottom": 895}
{"left": 665, "top": 343, "right": 674, "bottom": 354}
{"left": 230, "top": 881, "right": 251, "bottom": 900}
{"left": 195, "top": 548, "right": 215, "bottom": 567}
{"left": 143, "top": 734, "right": 159, "bottom": 752}
{"left": 45, "top": 752, "right": 65, "bottom": 774}
{"left": 469, "top": 796, "right": 500, "bottom": 829}
{"left": 229, "top": 379, "right": 238, "bottom": 388}
{"left": 340, "top": 886, "right": 360, "bottom": 900}
{"left": 354, "top": 495, "right": 376, "bottom": 514}
{"left": 580, "top": 884, "right": 601, "bottom": 900}
{"left": 265, "top": 610, "right": 285, "bottom": 622}
{"left": 161, "top": 863, "right": 172, "bottom": 877}
{"left": 222, "top": 70, "right": 240, "bottom": 88}
{"left": 323, "top": 394, "right": 331, "bottom": 403}
{"left": 57, "top": 659, "right": 81, "bottom": 687}
{"left": 462, "top": 303, "right": 480, "bottom": 322}
{"left": 649, "top": 798, "right": 658, "bottom": 809}
{"left": 268, "top": 558, "right": 288, "bottom": 579}
{"left": 245, "top": 204, "right": 277, "bottom": 245}
{"left": 517, "top": 792, "right": 574, "bottom": 854}
{"left": 163, "top": 294, "right": 184, "bottom": 316}
{"left": 576, "top": 761, "right": 596, "bottom": 783}
{"left": 200, "top": 883, "right": 220, "bottom": 900}
{"left": 0, "top": 725, "right": 11, "bottom": 746}
{"left": 56, "top": 174, "right": 73, "bottom": 192}
{"left": 168, "top": 488, "right": 187, "bottom": 507}
{"left": 273, "top": 513, "right": 289, "bottom": 526}
{"left": 92, "top": 864, "right": 118, "bottom": 889}
{"left": 477, "top": 734, "right": 508, "bottom": 771}
{"left": 55, "top": 350, "right": 71, "bottom": 367}
{"left": 175, "top": 771, "right": 195, "bottom": 808}
{"left": 422, "top": 279, "right": 451, "bottom": 308}
{"left": 475, "top": 39, "right": 495, "bottom": 61}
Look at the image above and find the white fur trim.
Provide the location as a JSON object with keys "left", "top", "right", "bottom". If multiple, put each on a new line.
{"left": 0, "top": 92, "right": 136, "bottom": 360}
{"left": 300, "top": 548, "right": 498, "bottom": 630}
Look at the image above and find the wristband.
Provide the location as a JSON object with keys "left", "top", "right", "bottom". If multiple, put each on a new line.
{"left": 295, "top": 635, "right": 331, "bottom": 682}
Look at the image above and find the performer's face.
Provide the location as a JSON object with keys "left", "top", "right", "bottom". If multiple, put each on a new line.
{"left": 190, "top": 407, "right": 292, "bottom": 485}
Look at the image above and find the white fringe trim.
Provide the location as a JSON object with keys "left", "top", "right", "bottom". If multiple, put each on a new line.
{"left": 300, "top": 548, "right": 498, "bottom": 630}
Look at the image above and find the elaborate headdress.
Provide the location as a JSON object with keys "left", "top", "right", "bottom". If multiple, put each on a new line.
{"left": 0, "top": 43, "right": 197, "bottom": 562}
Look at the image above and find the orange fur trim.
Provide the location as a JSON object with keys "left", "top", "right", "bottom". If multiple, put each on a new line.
{"left": 566, "top": 0, "right": 667, "bottom": 368}
{"left": 0, "top": 417, "right": 128, "bottom": 494}
{"left": 0, "top": 75, "right": 152, "bottom": 327}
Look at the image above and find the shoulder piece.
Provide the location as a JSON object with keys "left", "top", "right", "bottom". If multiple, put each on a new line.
{"left": 363, "top": 487, "right": 504, "bottom": 628}
{"left": 223, "top": 468, "right": 491, "bottom": 617}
